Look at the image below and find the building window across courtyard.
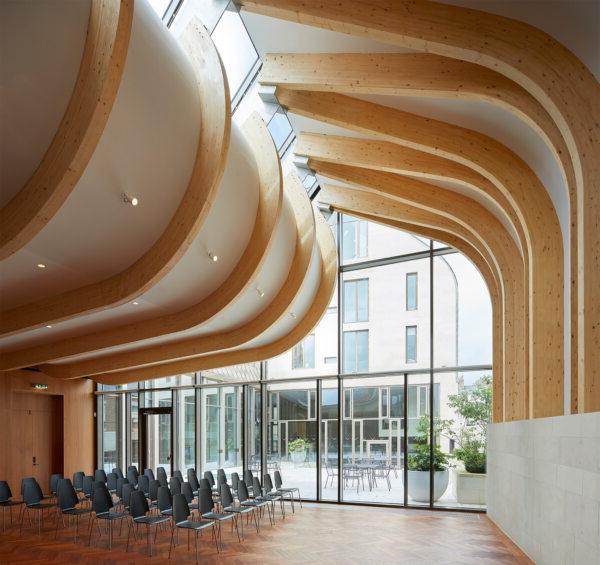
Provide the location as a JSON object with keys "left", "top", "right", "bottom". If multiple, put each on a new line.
{"left": 406, "top": 325, "right": 417, "bottom": 363}
{"left": 406, "top": 272, "right": 418, "bottom": 310}
{"left": 343, "top": 278, "right": 369, "bottom": 322}
{"left": 343, "top": 330, "right": 369, "bottom": 373}
{"left": 292, "top": 334, "right": 316, "bottom": 369}
{"left": 342, "top": 216, "right": 368, "bottom": 260}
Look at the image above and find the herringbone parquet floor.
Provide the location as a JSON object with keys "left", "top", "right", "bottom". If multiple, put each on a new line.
{"left": 0, "top": 502, "right": 531, "bottom": 564}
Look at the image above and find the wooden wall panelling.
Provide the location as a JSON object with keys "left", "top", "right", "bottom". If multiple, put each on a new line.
{"left": 0, "top": 112, "right": 280, "bottom": 372}
{"left": 0, "top": 18, "right": 231, "bottom": 337}
{"left": 318, "top": 181, "right": 526, "bottom": 420}
{"left": 343, "top": 209, "right": 504, "bottom": 423}
{"left": 93, "top": 208, "right": 337, "bottom": 386}
{"left": 0, "top": 0, "right": 134, "bottom": 260}
{"left": 0, "top": 370, "right": 95, "bottom": 498}
{"left": 242, "top": 0, "right": 600, "bottom": 412}
{"left": 42, "top": 172, "right": 311, "bottom": 379}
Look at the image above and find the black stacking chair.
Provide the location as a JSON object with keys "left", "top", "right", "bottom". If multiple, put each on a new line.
{"left": 244, "top": 469, "right": 255, "bottom": 495}
{"left": 217, "top": 469, "right": 226, "bottom": 484}
{"left": 0, "top": 481, "right": 23, "bottom": 532}
{"left": 157, "top": 485, "right": 173, "bottom": 517}
{"left": 263, "top": 473, "right": 286, "bottom": 518}
{"left": 82, "top": 475, "right": 94, "bottom": 506}
{"left": 168, "top": 493, "right": 218, "bottom": 562}
{"left": 49, "top": 474, "right": 64, "bottom": 500}
{"left": 121, "top": 483, "right": 135, "bottom": 513}
{"left": 88, "top": 482, "right": 128, "bottom": 549}
{"left": 54, "top": 478, "right": 92, "bottom": 542}
{"left": 126, "top": 467, "right": 139, "bottom": 488}
{"left": 169, "top": 476, "right": 182, "bottom": 497}
{"left": 231, "top": 472, "right": 240, "bottom": 497}
{"left": 94, "top": 469, "right": 107, "bottom": 484}
{"left": 157, "top": 467, "right": 168, "bottom": 485}
{"left": 73, "top": 471, "right": 85, "bottom": 496}
{"left": 204, "top": 471, "right": 216, "bottom": 492}
{"left": 112, "top": 467, "right": 124, "bottom": 480}
{"left": 115, "top": 477, "right": 129, "bottom": 508}
{"left": 148, "top": 479, "right": 160, "bottom": 511}
{"left": 220, "top": 482, "right": 257, "bottom": 539}
{"left": 181, "top": 481, "right": 199, "bottom": 515}
{"left": 187, "top": 468, "right": 200, "bottom": 494}
{"left": 248, "top": 477, "right": 275, "bottom": 525}
{"left": 126, "top": 490, "right": 170, "bottom": 556}
{"left": 137, "top": 474, "right": 150, "bottom": 498}
{"left": 21, "top": 477, "right": 51, "bottom": 501}
{"left": 106, "top": 472, "right": 118, "bottom": 494}
{"left": 173, "top": 470, "right": 184, "bottom": 483}
{"left": 127, "top": 465, "right": 139, "bottom": 474}
{"left": 20, "top": 478, "right": 54, "bottom": 535}
{"left": 199, "top": 486, "right": 239, "bottom": 549}
{"left": 274, "top": 470, "right": 302, "bottom": 508}
{"left": 144, "top": 469, "right": 156, "bottom": 482}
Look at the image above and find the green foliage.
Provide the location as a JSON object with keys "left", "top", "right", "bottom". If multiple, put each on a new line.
{"left": 408, "top": 442, "right": 450, "bottom": 472}
{"left": 287, "top": 437, "right": 308, "bottom": 453}
{"left": 453, "top": 441, "right": 486, "bottom": 473}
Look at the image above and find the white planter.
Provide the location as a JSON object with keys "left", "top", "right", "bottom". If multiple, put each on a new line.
{"left": 407, "top": 470, "right": 449, "bottom": 502}
{"left": 290, "top": 450, "right": 305, "bottom": 464}
{"left": 452, "top": 469, "right": 486, "bottom": 505}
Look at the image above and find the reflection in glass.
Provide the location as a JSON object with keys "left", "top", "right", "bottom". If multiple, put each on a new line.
{"left": 145, "top": 412, "right": 172, "bottom": 477}
{"left": 343, "top": 330, "right": 369, "bottom": 373}
{"left": 102, "top": 394, "right": 122, "bottom": 473}
{"left": 175, "top": 389, "right": 196, "bottom": 473}
{"left": 129, "top": 393, "right": 139, "bottom": 471}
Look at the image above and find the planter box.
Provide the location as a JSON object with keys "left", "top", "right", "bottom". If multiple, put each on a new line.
{"left": 407, "top": 470, "right": 449, "bottom": 502}
{"left": 452, "top": 468, "right": 486, "bottom": 504}
{"left": 290, "top": 450, "right": 306, "bottom": 464}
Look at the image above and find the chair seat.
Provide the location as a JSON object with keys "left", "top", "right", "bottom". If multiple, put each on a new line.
{"left": 175, "top": 519, "right": 215, "bottom": 531}
{"left": 277, "top": 487, "right": 299, "bottom": 493}
{"left": 160, "top": 508, "right": 173, "bottom": 516}
{"left": 240, "top": 500, "right": 262, "bottom": 507}
{"left": 224, "top": 505, "right": 252, "bottom": 514}
{"left": 63, "top": 507, "right": 93, "bottom": 516}
{"left": 26, "top": 502, "right": 54, "bottom": 510}
{"left": 202, "top": 511, "right": 234, "bottom": 521}
{"left": 97, "top": 511, "right": 128, "bottom": 520}
{"left": 0, "top": 500, "right": 23, "bottom": 507}
{"left": 134, "top": 515, "right": 170, "bottom": 525}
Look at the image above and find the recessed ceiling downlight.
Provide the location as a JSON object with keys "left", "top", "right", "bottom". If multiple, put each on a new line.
{"left": 256, "top": 287, "right": 265, "bottom": 298}
{"left": 37, "top": 263, "right": 46, "bottom": 269}
{"left": 208, "top": 251, "right": 218, "bottom": 262}
{"left": 122, "top": 193, "right": 139, "bottom": 206}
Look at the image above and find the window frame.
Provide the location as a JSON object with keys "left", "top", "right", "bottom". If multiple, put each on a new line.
{"left": 405, "top": 325, "right": 417, "bottom": 364}
{"left": 406, "top": 272, "right": 418, "bottom": 311}
{"left": 292, "top": 333, "right": 316, "bottom": 369}
{"left": 343, "top": 277, "right": 369, "bottom": 323}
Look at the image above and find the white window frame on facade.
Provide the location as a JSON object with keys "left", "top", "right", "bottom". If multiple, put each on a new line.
{"left": 406, "top": 272, "right": 418, "bottom": 311}
{"left": 342, "top": 216, "right": 368, "bottom": 260}
{"left": 406, "top": 325, "right": 417, "bottom": 363}
{"left": 343, "top": 329, "right": 369, "bottom": 373}
{"left": 292, "top": 333, "right": 316, "bottom": 369}
{"left": 343, "top": 277, "right": 369, "bottom": 323}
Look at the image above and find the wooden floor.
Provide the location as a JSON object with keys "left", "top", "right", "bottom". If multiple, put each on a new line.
{"left": 0, "top": 503, "right": 531, "bottom": 564}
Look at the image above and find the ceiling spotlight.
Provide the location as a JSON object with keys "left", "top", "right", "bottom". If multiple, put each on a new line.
{"left": 132, "top": 301, "right": 139, "bottom": 305}
{"left": 208, "top": 252, "right": 219, "bottom": 262}
{"left": 37, "top": 263, "right": 46, "bottom": 269}
{"left": 256, "top": 287, "right": 265, "bottom": 298}
{"left": 290, "top": 312, "right": 297, "bottom": 319}
{"left": 122, "top": 193, "right": 139, "bottom": 206}
{"left": 46, "top": 325, "right": 52, "bottom": 328}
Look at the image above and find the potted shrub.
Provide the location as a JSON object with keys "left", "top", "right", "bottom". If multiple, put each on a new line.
{"left": 406, "top": 415, "right": 451, "bottom": 502}
{"left": 445, "top": 375, "right": 491, "bottom": 505}
{"left": 288, "top": 437, "right": 308, "bottom": 464}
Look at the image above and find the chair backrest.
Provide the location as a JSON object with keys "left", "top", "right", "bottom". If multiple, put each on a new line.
{"left": 169, "top": 476, "right": 181, "bottom": 496}
{"left": 116, "top": 477, "right": 128, "bottom": 498}
{"left": 73, "top": 471, "right": 85, "bottom": 490}
{"left": 94, "top": 469, "right": 107, "bottom": 483}
{"left": 149, "top": 479, "right": 161, "bottom": 502}
{"left": 107, "top": 472, "right": 118, "bottom": 491}
{"left": 92, "top": 480, "right": 105, "bottom": 498}
{"left": 274, "top": 470, "right": 283, "bottom": 488}
{"left": 157, "top": 485, "right": 172, "bottom": 512}
{"left": 57, "top": 478, "right": 78, "bottom": 511}
{"left": 158, "top": 475, "right": 168, "bottom": 488}
{"left": 187, "top": 469, "right": 200, "bottom": 491}
{"left": 23, "top": 479, "right": 43, "bottom": 506}
{"left": 181, "top": 481, "right": 194, "bottom": 504}
{"left": 129, "top": 490, "right": 149, "bottom": 519}
{"left": 172, "top": 493, "right": 190, "bottom": 525}
{"left": 137, "top": 474, "right": 150, "bottom": 495}
{"left": 220, "top": 483, "right": 234, "bottom": 508}
{"left": 122, "top": 483, "right": 134, "bottom": 509}
{"left": 237, "top": 479, "right": 250, "bottom": 503}
{"left": 50, "top": 473, "right": 64, "bottom": 494}
{"left": 199, "top": 478, "right": 211, "bottom": 491}
{"left": 127, "top": 465, "right": 139, "bottom": 474}
{"left": 157, "top": 467, "right": 167, "bottom": 482}
{"left": 264, "top": 473, "right": 275, "bottom": 492}
{"left": 0, "top": 481, "right": 12, "bottom": 502}
{"left": 217, "top": 468, "right": 226, "bottom": 482}
{"left": 82, "top": 475, "right": 94, "bottom": 496}
{"left": 21, "top": 477, "right": 35, "bottom": 497}
{"left": 112, "top": 467, "right": 124, "bottom": 479}
{"left": 92, "top": 483, "right": 113, "bottom": 515}
{"left": 204, "top": 470, "right": 215, "bottom": 487}
{"left": 244, "top": 469, "right": 253, "bottom": 486}
{"left": 126, "top": 468, "right": 138, "bottom": 486}
{"left": 231, "top": 472, "right": 240, "bottom": 491}
{"left": 173, "top": 470, "right": 184, "bottom": 483}
{"left": 143, "top": 468, "right": 155, "bottom": 482}
{"left": 198, "top": 487, "right": 214, "bottom": 514}
{"left": 252, "top": 477, "right": 263, "bottom": 497}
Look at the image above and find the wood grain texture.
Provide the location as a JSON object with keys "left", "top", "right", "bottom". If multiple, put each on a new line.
{"left": 43, "top": 172, "right": 307, "bottom": 379}
{"left": 0, "top": 18, "right": 231, "bottom": 337}
{"left": 0, "top": 502, "right": 532, "bottom": 564}
{"left": 319, "top": 179, "right": 526, "bottom": 420}
{"left": 0, "top": 0, "right": 134, "bottom": 260}
{"left": 1, "top": 112, "right": 282, "bottom": 375}
{"left": 93, "top": 206, "right": 337, "bottom": 386}
{"left": 242, "top": 0, "right": 600, "bottom": 413}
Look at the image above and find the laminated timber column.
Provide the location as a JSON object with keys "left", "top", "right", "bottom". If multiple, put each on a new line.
{"left": 240, "top": 0, "right": 600, "bottom": 412}
{"left": 94, "top": 205, "right": 337, "bottom": 386}
{"left": 318, "top": 181, "right": 525, "bottom": 421}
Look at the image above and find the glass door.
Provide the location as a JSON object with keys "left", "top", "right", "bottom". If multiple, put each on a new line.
{"left": 140, "top": 408, "right": 172, "bottom": 477}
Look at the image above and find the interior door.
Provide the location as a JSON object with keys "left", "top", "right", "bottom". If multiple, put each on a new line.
{"left": 141, "top": 408, "right": 172, "bottom": 476}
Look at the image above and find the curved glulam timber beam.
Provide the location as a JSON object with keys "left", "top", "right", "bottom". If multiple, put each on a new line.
{"left": 0, "top": 0, "right": 134, "bottom": 260}
{"left": 277, "top": 89, "right": 564, "bottom": 416}
{"left": 94, "top": 207, "right": 337, "bottom": 386}
{"left": 42, "top": 172, "right": 309, "bottom": 379}
{"left": 296, "top": 132, "right": 524, "bottom": 253}
{"left": 319, "top": 178, "right": 527, "bottom": 420}
{"left": 0, "top": 112, "right": 281, "bottom": 371}
{"left": 338, "top": 209, "right": 504, "bottom": 423}
{"left": 241, "top": 0, "right": 600, "bottom": 412}
{"left": 0, "top": 18, "right": 231, "bottom": 337}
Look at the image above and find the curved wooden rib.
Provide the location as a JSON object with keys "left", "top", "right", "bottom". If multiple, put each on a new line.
{"left": 339, "top": 210, "right": 504, "bottom": 423}
{"left": 94, "top": 206, "right": 337, "bottom": 386}
{"left": 242, "top": 0, "right": 600, "bottom": 412}
{"left": 0, "top": 18, "right": 231, "bottom": 337}
{"left": 278, "top": 88, "right": 564, "bottom": 417}
{"left": 0, "top": 0, "right": 134, "bottom": 260}
{"left": 296, "top": 132, "right": 524, "bottom": 252}
{"left": 320, "top": 183, "right": 525, "bottom": 420}
{"left": 42, "top": 173, "right": 311, "bottom": 378}
{"left": 0, "top": 112, "right": 281, "bottom": 371}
